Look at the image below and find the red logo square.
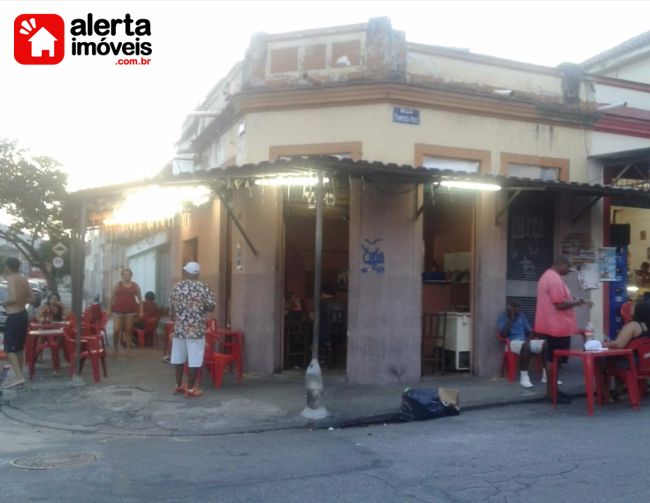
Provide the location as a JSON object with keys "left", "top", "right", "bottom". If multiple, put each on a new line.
{"left": 14, "top": 14, "right": 65, "bottom": 65}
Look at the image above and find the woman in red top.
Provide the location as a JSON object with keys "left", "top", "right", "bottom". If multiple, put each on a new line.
{"left": 109, "top": 268, "right": 142, "bottom": 358}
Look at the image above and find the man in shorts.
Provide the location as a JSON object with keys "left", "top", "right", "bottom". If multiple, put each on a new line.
{"left": 169, "top": 261, "right": 216, "bottom": 398}
{"left": 534, "top": 255, "right": 593, "bottom": 403}
{"left": 498, "top": 300, "right": 548, "bottom": 388}
{"left": 2, "top": 257, "right": 32, "bottom": 389}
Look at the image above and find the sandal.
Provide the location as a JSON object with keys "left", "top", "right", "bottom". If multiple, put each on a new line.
{"left": 184, "top": 388, "right": 204, "bottom": 398}
{"left": 173, "top": 384, "right": 187, "bottom": 395}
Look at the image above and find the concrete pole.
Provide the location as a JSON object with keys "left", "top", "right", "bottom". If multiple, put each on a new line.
{"left": 301, "top": 170, "right": 328, "bottom": 419}
{"left": 70, "top": 197, "right": 87, "bottom": 382}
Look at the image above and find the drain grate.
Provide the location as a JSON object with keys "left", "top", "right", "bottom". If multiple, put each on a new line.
{"left": 10, "top": 452, "right": 97, "bottom": 470}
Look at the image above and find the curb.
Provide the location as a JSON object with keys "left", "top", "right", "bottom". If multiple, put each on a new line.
{"left": 0, "top": 389, "right": 590, "bottom": 437}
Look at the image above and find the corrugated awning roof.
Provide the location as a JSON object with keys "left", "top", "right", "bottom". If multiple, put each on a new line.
{"left": 68, "top": 155, "right": 650, "bottom": 229}
{"left": 72, "top": 155, "right": 650, "bottom": 201}
{"left": 203, "top": 156, "right": 650, "bottom": 198}
{"left": 589, "top": 147, "right": 650, "bottom": 163}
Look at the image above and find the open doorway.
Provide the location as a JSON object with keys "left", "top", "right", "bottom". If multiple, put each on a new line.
{"left": 282, "top": 178, "right": 349, "bottom": 371}
{"left": 421, "top": 189, "right": 474, "bottom": 374}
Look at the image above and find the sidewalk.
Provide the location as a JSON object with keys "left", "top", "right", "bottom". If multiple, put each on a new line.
{"left": 0, "top": 348, "right": 591, "bottom": 437}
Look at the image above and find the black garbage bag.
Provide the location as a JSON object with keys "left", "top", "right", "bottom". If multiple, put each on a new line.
{"left": 398, "top": 388, "right": 460, "bottom": 422}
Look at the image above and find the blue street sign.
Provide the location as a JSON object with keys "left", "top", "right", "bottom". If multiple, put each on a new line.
{"left": 392, "top": 106, "right": 420, "bottom": 125}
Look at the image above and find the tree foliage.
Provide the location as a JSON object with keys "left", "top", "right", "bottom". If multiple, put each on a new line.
{"left": 0, "top": 138, "right": 69, "bottom": 288}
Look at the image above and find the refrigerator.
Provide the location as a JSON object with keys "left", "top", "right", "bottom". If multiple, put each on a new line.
{"left": 439, "top": 312, "right": 471, "bottom": 370}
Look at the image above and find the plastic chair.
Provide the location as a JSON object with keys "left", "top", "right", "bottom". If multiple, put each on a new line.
{"left": 62, "top": 326, "right": 107, "bottom": 382}
{"left": 620, "top": 301, "right": 634, "bottom": 325}
{"left": 27, "top": 324, "right": 62, "bottom": 381}
{"left": 218, "top": 329, "right": 244, "bottom": 380}
{"left": 606, "top": 337, "right": 650, "bottom": 399}
{"left": 204, "top": 330, "right": 243, "bottom": 389}
{"left": 497, "top": 331, "right": 544, "bottom": 383}
{"left": 497, "top": 331, "right": 518, "bottom": 382}
{"left": 422, "top": 313, "right": 445, "bottom": 375}
{"left": 133, "top": 317, "right": 158, "bottom": 348}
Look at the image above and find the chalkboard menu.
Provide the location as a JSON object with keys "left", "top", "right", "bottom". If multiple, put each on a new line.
{"left": 507, "top": 193, "right": 555, "bottom": 281}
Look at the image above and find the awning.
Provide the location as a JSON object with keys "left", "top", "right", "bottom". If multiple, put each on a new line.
{"left": 589, "top": 147, "right": 650, "bottom": 163}
{"left": 69, "top": 155, "right": 650, "bottom": 228}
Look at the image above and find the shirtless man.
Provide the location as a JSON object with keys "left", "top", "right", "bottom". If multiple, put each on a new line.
{"left": 2, "top": 257, "right": 32, "bottom": 389}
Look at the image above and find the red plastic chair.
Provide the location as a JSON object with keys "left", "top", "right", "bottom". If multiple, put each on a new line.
{"left": 606, "top": 337, "right": 650, "bottom": 399}
{"left": 62, "top": 326, "right": 107, "bottom": 382}
{"left": 26, "top": 324, "right": 62, "bottom": 381}
{"left": 497, "top": 331, "right": 543, "bottom": 383}
{"left": 620, "top": 301, "right": 634, "bottom": 325}
{"left": 133, "top": 317, "right": 158, "bottom": 348}
{"left": 204, "top": 330, "right": 243, "bottom": 389}
{"left": 217, "top": 329, "right": 244, "bottom": 381}
{"left": 497, "top": 331, "right": 519, "bottom": 382}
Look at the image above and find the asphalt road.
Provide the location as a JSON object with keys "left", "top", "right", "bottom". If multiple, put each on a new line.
{"left": 0, "top": 398, "right": 648, "bottom": 502}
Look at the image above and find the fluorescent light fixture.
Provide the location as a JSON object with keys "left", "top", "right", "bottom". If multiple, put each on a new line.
{"left": 627, "top": 285, "right": 639, "bottom": 293}
{"left": 440, "top": 180, "right": 501, "bottom": 191}
{"left": 255, "top": 176, "right": 329, "bottom": 187}
{"left": 104, "top": 185, "right": 212, "bottom": 227}
{"left": 598, "top": 101, "right": 627, "bottom": 111}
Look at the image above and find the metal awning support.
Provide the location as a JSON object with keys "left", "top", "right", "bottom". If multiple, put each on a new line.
{"left": 572, "top": 195, "right": 603, "bottom": 224}
{"left": 214, "top": 188, "right": 258, "bottom": 257}
{"left": 70, "top": 196, "right": 87, "bottom": 380}
{"left": 609, "top": 163, "right": 633, "bottom": 187}
{"left": 495, "top": 189, "right": 522, "bottom": 224}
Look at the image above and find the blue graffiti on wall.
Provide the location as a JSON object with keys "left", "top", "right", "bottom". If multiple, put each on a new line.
{"left": 361, "top": 238, "right": 385, "bottom": 274}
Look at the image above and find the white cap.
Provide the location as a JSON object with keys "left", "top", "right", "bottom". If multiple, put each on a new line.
{"left": 183, "top": 261, "right": 200, "bottom": 275}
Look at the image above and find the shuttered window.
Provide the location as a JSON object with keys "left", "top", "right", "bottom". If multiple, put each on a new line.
{"left": 506, "top": 192, "right": 554, "bottom": 281}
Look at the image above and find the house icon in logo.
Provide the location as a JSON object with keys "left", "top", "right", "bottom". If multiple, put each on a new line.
{"left": 14, "top": 14, "right": 65, "bottom": 65}
{"left": 28, "top": 27, "right": 58, "bottom": 57}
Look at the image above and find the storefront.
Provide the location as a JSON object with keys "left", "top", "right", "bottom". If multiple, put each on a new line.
{"left": 68, "top": 156, "right": 650, "bottom": 383}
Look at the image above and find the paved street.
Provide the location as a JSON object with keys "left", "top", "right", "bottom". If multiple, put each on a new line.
{"left": 1, "top": 398, "right": 648, "bottom": 502}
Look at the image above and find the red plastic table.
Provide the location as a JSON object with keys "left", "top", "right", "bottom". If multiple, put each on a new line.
{"left": 551, "top": 348, "right": 640, "bottom": 416}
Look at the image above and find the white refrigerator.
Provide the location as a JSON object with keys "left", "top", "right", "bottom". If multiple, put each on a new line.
{"left": 439, "top": 312, "right": 471, "bottom": 370}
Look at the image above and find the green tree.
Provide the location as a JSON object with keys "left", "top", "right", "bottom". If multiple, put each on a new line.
{"left": 0, "top": 138, "right": 69, "bottom": 290}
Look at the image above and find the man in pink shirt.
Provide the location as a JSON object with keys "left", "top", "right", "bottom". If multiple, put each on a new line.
{"left": 535, "top": 255, "right": 593, "bottom": 403}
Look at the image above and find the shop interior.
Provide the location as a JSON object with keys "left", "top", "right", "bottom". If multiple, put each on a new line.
{"left": 605, "top": 159, "right": 650, "bottom": 335}
{"left": 421, "top": 188, "right": 474, "bottom": 374}
{"left": 612, "top": 206, "right": 650, "bottom": 295}
{"left": 282, "top": 178, "right": 349, "bottom": 370}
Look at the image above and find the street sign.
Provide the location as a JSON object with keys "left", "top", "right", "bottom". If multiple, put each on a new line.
{"left": 52, "top": 242, "right": 68, "bottom": 257}
{"left": 52, "top": 257, "right": 64, "bottom": 269}
{"left": 392, "top": 106, "right": 420, "bottom": 125}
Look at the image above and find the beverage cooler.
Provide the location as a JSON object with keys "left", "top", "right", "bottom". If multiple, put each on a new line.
{"left": 608, "top": 245, "right": 628, "bottom": 340}
{"left": 438, "top": 312, "right": 471, "bottom": 371}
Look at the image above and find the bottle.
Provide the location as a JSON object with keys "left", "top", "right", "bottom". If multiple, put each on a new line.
{"left": 585, "top": 321, "right": 595, "bottom": 341}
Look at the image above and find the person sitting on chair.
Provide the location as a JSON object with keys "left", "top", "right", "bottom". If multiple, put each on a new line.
{"left": 603, "top": 300, "right": 650, "bottom": 399}
{"left": 497, "top": 300, "right": 549, "bottom": 389}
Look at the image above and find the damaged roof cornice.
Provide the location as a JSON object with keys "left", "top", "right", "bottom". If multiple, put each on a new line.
{"left": 188, "top": 79, "right": 599, "bottom": 153}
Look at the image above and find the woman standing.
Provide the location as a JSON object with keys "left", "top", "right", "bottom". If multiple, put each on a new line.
{"left": 109, "top": 268, "right": 142, "bottom": 358}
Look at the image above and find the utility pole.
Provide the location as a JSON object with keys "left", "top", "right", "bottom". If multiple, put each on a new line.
{"left": 301, "top": 170, "right": 328, "bottom": 420}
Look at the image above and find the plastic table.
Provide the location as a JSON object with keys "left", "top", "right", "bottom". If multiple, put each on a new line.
{"left": 551, "top": 348, "right": 640, "bottom": 416}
